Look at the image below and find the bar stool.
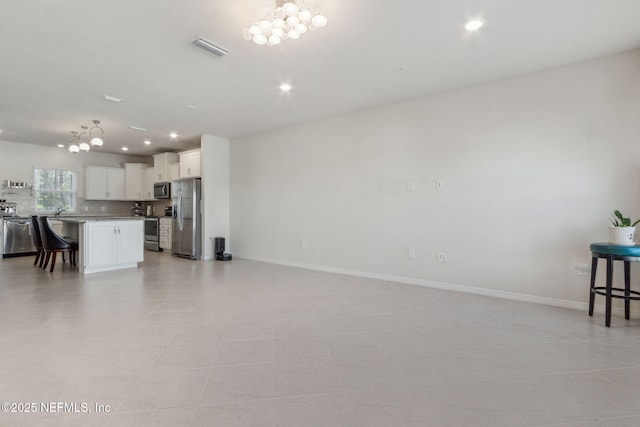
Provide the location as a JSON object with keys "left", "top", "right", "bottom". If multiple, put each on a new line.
{"left": 37, "top": 216, "right": 78, "bottom": 272}
{"left": 588, "top": 242, "right": 640, "bottom": 327}
{"left": 29, "top": 215, "right": 45, "bottom": 267}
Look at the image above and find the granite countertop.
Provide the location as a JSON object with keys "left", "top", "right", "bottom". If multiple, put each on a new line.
{"left": 51, "top": 216, "right": 144, "bottom": 223}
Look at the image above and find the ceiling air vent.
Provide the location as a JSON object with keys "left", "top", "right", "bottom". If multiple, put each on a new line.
{"left": 192, "top": 37, "right": 230, "bottom": 57}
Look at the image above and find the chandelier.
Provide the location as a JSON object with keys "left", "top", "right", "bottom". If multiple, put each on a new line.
{"left": 243, "top": 1, "right": 327, "bottom": 46}
{"left": 68, "top": 120, "right": 105, "bottom": 153}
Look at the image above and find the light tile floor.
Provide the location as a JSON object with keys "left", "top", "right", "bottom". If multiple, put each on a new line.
{"left": 1, "top": 252, "right": 640, "bottom": 426}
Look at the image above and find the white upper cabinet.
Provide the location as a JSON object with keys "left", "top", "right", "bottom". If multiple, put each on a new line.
{"left": 124, "top": 163, "right": 150, "bottom": 201}
{"left": 85, "top": 166, "right": 125, "bottom": 200}
{"left": 169, "top": 163, "right": 180, "bottom": 181}
{"left": 179, "top": 149, "right": 201, "bottom": 178}
{"left": 143, "top": 167, "right": 156, "bottom": 201}
{"left": 153, "top": 152, "right": 179, "bottom": 183}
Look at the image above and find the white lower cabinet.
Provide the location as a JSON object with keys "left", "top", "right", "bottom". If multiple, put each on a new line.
{"left": 82, "top": 220, "right": 143, "bottom": 273}
{"left": 159, "top": 217, "right": 172, "bottom": 250}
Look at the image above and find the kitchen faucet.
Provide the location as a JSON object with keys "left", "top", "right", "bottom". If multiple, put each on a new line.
{"left": 55, "top": 208, "right": 66, "bottom": 218}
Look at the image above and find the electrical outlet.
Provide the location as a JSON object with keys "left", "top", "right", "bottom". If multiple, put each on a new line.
{"left": 574, "top": 264, "right": 590, "bottom": 276}
{"left": 407, "top": 181, "right": 415, "bottom": 191}
{"left": 300, "top": 239, "right": 307, "bottom": 249}
{"left": 408, "top": 249, "right": 415, "bottom": 259}
{"left": 437, "top": 252, "right": 448, "bottom": 262}
{"left": 436, "top": 180, "right": 444, "bottom": 190}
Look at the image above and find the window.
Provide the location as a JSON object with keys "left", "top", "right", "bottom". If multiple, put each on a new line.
{"left": 34, "top": 169, "right": 77, "bottom": 212}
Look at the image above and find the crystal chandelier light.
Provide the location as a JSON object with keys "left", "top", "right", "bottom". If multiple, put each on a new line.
{"left": 243, "top": 1, "right": 327, "bottom": 46}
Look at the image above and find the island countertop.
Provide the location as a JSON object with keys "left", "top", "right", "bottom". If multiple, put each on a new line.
{"left": 52, "top": 216, "right": 144, "bottom": 223}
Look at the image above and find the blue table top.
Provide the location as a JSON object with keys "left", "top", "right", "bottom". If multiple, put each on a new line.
{"left": 590, "top": 242, "right": 640, "bottom": 257}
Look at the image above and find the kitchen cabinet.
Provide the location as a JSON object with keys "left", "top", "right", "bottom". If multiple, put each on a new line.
{"left": 143, "top": 167, "right": 156, "bottom": 201}
{"left": 85, "top": 166, "right": 125, "bottom": 200}
{"left": 159, "top": 217, "right": 172, "bottom": 250}
{"left": 179, "top": 149, "right": 201, "bottom": 178}
{"left": 84, "top": 220, "right": 143, "bottom": 271}
{"left": 125, "top": 163, "right": 150, "bottom": 200}
{"left": 153, "top": 152, "right": 179, "bottom": 183}
{"left": 169, "top": 163, "right": 180, "bottom": 181}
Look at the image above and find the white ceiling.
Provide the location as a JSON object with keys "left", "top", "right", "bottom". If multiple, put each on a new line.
{"left": 1, "top": 0, "right": 639, "bottom": 156}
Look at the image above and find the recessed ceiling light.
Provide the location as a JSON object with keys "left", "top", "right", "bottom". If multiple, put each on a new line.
{"left": 280, "top": 83, "right": 292, "bottom": 92}
{"left": 144, "top": 140, "right": 152, "bottom": 145}
{"left": 121, "top": 147, "right": 129, "bottom": 151}
{"left": 128, "top": 126, "right": 147, "bottom": 131}
{"left": 465, "top": 19, "right": 484, "bottom": 32}
{"left": 169, "top": 132, "right": 178, "bottom": 139}
{"left": 103, "top": 95, "right": 123, "bottom": 103}
{"left": 57, "top": 144, "right": 65, "bottom": 148}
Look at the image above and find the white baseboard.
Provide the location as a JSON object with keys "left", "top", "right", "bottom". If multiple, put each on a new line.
{"left": 238, "top": 255, "right": 640, "bottom": 317}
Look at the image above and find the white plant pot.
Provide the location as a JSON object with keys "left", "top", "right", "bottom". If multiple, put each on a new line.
{"left": 608, "top": 226, "right": 636, "bottom": 246}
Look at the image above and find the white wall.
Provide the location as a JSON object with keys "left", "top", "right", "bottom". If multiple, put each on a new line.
{"left": 0, "top": 140, "right": 147, "bottom": 215}
{"left": 201, "top": 134, "right": 230, "bottom": 260}
{"left": 230, "top": 49, "right": 640, "bottom": 307}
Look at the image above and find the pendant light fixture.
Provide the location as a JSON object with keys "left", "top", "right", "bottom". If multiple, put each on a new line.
{"left": 89, "top": 120, "right": 104, "bottom": 147}
{"left": 68, "top": 131, "right": 80, "bottom": 153}
{"left": 243, "top": 0, "right": 327, "bottom": 46}
{"left": 78, "top": 126, "right": 90, "bottom": 152}
{"left": 66, "top": 120, "right": 105, "bottom": 153}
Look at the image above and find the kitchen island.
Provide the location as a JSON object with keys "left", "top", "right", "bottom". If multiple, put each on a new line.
{"left": 54, "top": 217, "right": 144, "bottom": 275}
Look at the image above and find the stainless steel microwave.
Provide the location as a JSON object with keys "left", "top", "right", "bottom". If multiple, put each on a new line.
{"left": 153, "top": 182, "right": 171, "bottom": 199}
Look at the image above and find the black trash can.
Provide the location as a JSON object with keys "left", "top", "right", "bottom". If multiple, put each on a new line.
{"left": 214, "top": 237, "right": 232, "bottom": 261}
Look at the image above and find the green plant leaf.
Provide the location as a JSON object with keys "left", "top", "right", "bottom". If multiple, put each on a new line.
{"left": 610, "top": 210, "right": 639, "bottom": 227}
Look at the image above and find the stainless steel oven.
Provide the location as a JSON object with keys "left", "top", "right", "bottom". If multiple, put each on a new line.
{"left": 144, "top": 217, "right": 161, "bottom": 251}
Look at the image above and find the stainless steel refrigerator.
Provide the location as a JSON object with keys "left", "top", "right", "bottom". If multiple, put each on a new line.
{"left": 172, "top": 178, "right": 201, "bottom": 259}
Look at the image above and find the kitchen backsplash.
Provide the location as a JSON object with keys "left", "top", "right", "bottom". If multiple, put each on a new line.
{"left": 9, "top": 197, "right": 133, "bottom": 217}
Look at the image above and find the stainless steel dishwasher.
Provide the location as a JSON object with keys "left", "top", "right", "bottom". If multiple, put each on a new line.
{"left": 2, "top": 217, "right": 37, "bottom": 257}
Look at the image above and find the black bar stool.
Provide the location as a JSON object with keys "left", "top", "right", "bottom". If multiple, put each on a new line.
{"left": 588, "top": 242, "right": 640, "bottom": 327}
{"left": 37, "top": 216, "right": 78, "bottom": 272}
{"left": 29, "top": 215, "right": 45, "bottom": 267}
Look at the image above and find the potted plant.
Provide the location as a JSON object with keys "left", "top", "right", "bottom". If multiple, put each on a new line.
{"left": 608, "top": 210, "right": 640, "bottom": 246}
